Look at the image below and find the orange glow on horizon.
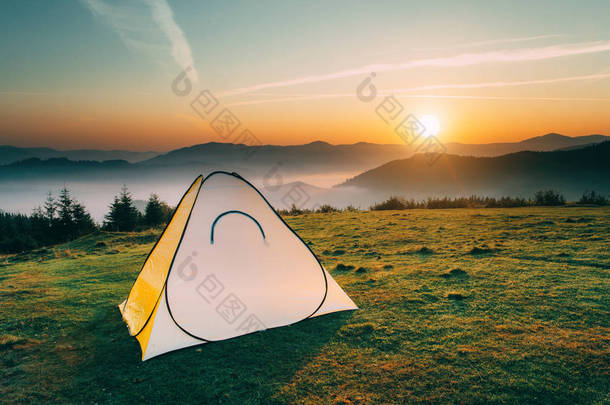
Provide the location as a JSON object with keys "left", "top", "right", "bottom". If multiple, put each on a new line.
{"left": 1, "top": 90, "right": 609, "bottom": 150}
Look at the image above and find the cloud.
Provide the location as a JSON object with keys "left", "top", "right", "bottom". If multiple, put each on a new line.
{"left": 366, "top": 34, "right": 563, "bottom": 58}
{"left": 395, "top": 73, "right": 610, "bottom": 92}
{"left": 220, "top": 41, "right": 610, "bottom": 97}
{"left": 148, "top": 0, "right": 198, "bottom": 83}
{"left": 82, "top": 0, "right": 198, "bottom": 82}
{"left": 396, "top": 95, "right": 610, "bottom": 102}
{"left": 227, "top": 93, "right": 610, "bottom": 107}
{"left": 225, "top": 73, "right": 610, "bottom": 107}
{"left": 455, "top": 34, "right": 563, "bottom": 47}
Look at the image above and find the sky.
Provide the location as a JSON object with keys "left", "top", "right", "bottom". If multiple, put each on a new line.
{"left": 1, "top": 0, "right": 609, "bottom": 151}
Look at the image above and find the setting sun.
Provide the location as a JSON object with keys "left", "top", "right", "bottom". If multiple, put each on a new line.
{"left": 419, "top": 114, "right": 441, "bottom": 137}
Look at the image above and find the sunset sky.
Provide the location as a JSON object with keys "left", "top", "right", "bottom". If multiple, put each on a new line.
{"left": 1, "top": 0, "right": 609, "bottom": 151}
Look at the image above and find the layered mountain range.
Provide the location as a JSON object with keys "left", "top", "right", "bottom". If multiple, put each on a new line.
{"left": 1, "top": 134, "right": 608, "bottom": 219}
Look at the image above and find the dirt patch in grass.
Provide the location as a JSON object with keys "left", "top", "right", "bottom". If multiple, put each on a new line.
{"left": 335, "top": 263, "right": 355, "bottom": 272}
{"left": 324, "top": 249, "right": 346, "bottom": 256}
{"left": 446, "top": 292, "right": 468, "bottom": 300}
{"left": 400, "top": 246, "right": 434, "bottom": 255}
{"left": 534, "top": 220, "right": 555, "bottom": 226}
{"left": 566, "top": 217, "right": 594, "bottom": 223}
{"left": 440, "top": 268, "right": 468, "bottom": 278}
{"left": 468, "top": 246, "right": 495, "bottom": 255}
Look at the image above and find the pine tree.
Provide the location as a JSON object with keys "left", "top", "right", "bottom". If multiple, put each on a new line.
{"left": 57, "top": 187, "right": 75, "bottom": 239}
{"left": 0, "top": 191, "right": 96, "bottom": 254}
{"left": 104, "top": 185, "right": 140, "bottom": 231}
{"left": 144, "top": 193, "right": 164, "bottom": 227}
{"left": 30, "top": 206, "right": 51, "bottom": 245}
{"left": 534, "top": 190, "right": 565, "bottom": 206}
{"left": 105, "top": 196, "right": 121, "bottom": 231}
{"left": 72, "top": 202, "right": 96, "bottom": 236}
{"left": 43, "top": 192, "right": 56, "bottom": 222}
{"left": 161, "top": 203, "right": 173, "bottom": 224}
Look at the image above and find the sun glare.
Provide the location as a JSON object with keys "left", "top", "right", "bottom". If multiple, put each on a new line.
{"left": 420, "top": 114, "right": 441, "bottom": 137}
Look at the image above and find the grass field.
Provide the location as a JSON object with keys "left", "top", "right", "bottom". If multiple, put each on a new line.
{"left": 1, "top": 207, "right": 609, "bottom": 404}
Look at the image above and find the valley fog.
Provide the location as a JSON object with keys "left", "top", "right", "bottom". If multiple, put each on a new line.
{"left": 0, "top": 170, "right": 375, "bottom": 222}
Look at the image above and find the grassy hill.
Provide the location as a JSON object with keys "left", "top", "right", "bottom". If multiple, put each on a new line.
{"left": 1, "top": 208, "right": 609, "bottom": 404}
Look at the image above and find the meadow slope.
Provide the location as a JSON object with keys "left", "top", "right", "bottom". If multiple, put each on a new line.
{"left": 1, "top": 207, "right": 609, "bottom": 404}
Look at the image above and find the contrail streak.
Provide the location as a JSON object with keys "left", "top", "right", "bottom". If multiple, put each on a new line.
{"left": 220, "top": 41, "right": 610, "bottom": 97}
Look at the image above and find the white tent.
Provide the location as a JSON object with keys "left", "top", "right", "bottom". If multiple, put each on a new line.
{"left": 119, "top": 171, "right": 357, "bottom": 360}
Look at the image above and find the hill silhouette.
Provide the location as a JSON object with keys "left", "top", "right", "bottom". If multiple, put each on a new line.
{"left": 2, "top": 134, "right": 607, "bottom": 172}
{"left": 0, "top": 145, "right": 158, "bottom": 165}
{"left": 339, "top": 141, "right": 610, "bottom": 198}
{"left": 444, "top": 133, "right": 609, "bottom": 156}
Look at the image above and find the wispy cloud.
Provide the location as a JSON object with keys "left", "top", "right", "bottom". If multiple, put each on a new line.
{"left": 220, "top": 41, "right": 610, "bottom": 97}
{"left": 148, "top": 0, "right": 198, "bottom": 82}
{"left": 366, "top": 34, "right": 563, "bottom": 58}
{"left": 82, "top": 0, "right": 198, "bottom": 82}
{"left": 225, "top": 73, "right": 610, "bottom": 107}
{"left": 428, "top": 34, "right": 562, "bottom": 49}
{"left": 227, "top": 93, "right": 610, "bottom": 107}
{"left": 227, "top": 93, "right": 347, "bottom": 107}
{"left": 396, "top": 95, "right": 610, "bottom": 102}
{"left": 396, "top": 73, "right": 610, "bottom": 92}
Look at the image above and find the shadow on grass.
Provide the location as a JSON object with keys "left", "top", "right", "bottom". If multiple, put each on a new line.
{"left": 61, "top": 304, "right": 353, "bottom": 404}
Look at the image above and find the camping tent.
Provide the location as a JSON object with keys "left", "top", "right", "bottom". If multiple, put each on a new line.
{"left": 119, "top": 171, "right": 357, "bottom": 360}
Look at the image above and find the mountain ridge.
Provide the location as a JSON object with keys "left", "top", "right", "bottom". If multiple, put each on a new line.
{"left": 0, "top": 145, "right": 159, "bottom": 165}
{"left": 338, "top": 141, "right": 610, "bottom": 199}
{"left": 443, "top": 133, "right": 608, "bottom": 156}
{"left": 3, "top": 133, "right": 607, "bottom": 167}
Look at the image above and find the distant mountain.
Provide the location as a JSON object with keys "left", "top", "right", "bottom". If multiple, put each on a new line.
{"left": 338, "top": 141, "right": 610, "bottom": 199}
{"left": 2, "top": 140, "right": 609, "bottom": 220}
{"left": 1, "top": 133, "right": 606, "bottom": 168}
{"left": 139, "top": 141, "right": 414, "bottom": 175}
{"left": 553, "top": 142, "right": 602, "bottom": 152}
{"left": 444, "top": 133, "right": 609, "bottom": 157}
{"left": 4, "top": 157, "right": 130, "bottom": 168}
{"left": 142, "top": 134, "right": 610, "bottom": 168}
{"left": 0, "top": 145, "right": 159, "bottom": 165}
{"left": 0, "top": 157, "right": 132, "bottom": 180}
{"left": 0, "top": 134, "right": 610, "bottom": 192}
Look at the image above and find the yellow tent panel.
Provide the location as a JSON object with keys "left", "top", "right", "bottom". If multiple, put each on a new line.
{"left": 120, "top": 175, "right": 202, "bottom": 336}
{"left": 134, "top": 292, "right": 161, "bottom": 358}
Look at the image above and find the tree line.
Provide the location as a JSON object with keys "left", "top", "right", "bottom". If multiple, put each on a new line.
{"left": 103, "top": 186, "right": 173, "bottom": 232}
{"left": 370, "top": 190, "right": 607, "bottom": 211}
{"left": 0, "top": 186, "right": 173, "bottom": 254}
{"left": 0, "top": 187, "right": 607, "bottom": 253}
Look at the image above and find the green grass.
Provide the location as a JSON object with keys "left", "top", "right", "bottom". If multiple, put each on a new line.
{"left": 1, "top": 207, "right": 609, "bottom": 404}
